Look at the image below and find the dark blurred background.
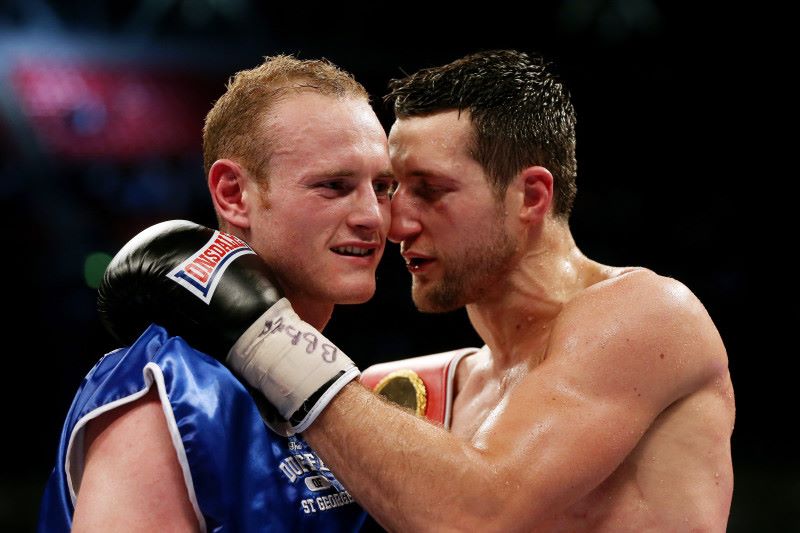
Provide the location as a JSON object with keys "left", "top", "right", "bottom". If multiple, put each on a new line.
{"left": 1, "top": 1, "right": 791, "bottom": 531}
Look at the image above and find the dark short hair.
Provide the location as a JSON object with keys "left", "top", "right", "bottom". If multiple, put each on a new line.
{"left": 386, "top": 50, "right": 577, "bottom": 218}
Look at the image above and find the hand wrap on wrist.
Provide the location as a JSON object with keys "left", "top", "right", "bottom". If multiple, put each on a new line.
{"left": 228, "top": 298, "right": 359, "bottom": 434}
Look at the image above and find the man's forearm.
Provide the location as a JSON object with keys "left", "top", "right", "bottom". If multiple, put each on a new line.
{"left": 303, "top": 382, "right": 506, "bottom": 531}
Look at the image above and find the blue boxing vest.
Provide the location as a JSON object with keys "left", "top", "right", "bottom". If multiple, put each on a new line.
{"left": 38, "top": 324, "right": 367, "bottom": 532}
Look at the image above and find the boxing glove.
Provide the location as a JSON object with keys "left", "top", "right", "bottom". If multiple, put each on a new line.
{"left": 98, "top": 220, "right": 359, "bottom": 435}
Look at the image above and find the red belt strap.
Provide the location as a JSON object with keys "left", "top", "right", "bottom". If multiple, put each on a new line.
{"left": 360, "top": 347, "right": 478, "bottom": 429}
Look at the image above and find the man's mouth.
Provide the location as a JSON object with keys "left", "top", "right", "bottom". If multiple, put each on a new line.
{"left": 331, "top": 246, "right": 375, "bottom": 257}
{"left": 405, "top": 257, "right": 434, "bottom": 272}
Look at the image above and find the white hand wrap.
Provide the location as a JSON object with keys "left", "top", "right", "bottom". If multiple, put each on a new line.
{"left": 227, "top": 298, "right": 360, "bottom": 434}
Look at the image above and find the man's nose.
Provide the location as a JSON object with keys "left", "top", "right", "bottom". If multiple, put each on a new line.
{"left": 388, "top": 185, "right": 422, "bottom": 243}
{"left": 348, "top": 185, "right": 384, "bottom": 231}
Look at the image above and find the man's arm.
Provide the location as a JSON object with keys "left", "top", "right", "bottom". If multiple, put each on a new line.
{"left": 91, "top": 225, "right": 727, "bottom": 529}
{"left": 304, "top": 272, "right": 728, "bottom": 531}
{"left": 72, "top": 388, "right": 199, "bottom": 532}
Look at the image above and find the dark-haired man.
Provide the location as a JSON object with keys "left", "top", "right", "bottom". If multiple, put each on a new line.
{"left": 301, "top": 50, "right": 735, "bottom": 531}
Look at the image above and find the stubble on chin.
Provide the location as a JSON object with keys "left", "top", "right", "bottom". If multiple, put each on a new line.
{"left": 411, "top": 275, "right": 465, "bottom": 313}
{"left": 412, "top": 233, "right": 516, "bottom": 313}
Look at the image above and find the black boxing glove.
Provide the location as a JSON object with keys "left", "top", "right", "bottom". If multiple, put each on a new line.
{"left": 98, "top": 220, "right": 359, "bottom": 435}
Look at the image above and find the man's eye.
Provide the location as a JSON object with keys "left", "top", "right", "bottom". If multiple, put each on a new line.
{"left": 414, "top": 182, "right": 444, "bottom": 200}
{"left": 373, "top": 180, "right": 397, "bottom": 198}
{"left": 315, "top": 180, "right": 354, "bottom": 196}
{"left": 320, "top": 181, "right": 346, "bottom": 190}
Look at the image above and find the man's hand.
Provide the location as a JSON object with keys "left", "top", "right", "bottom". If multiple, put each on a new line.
{"left": 98, "top": 219, "right": 359, "bottom": 434}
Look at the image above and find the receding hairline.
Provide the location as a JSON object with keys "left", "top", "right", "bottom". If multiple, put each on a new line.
{"left": 202, "top": 54, "right": 369, "bottom": 180}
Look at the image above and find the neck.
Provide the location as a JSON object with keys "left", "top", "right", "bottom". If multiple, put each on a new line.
{"left": 466, "top": 217, "right": 608, "bottom": 366}
{"left": 283, "top": 291, "right": 334, "bottom": 330}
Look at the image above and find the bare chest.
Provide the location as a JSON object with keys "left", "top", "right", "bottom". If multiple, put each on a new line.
{"left": 448, "top": 361, "right": 528, "bottom": 439}
{"left": 449, "top": 381, "right": 501, "bottom": 439}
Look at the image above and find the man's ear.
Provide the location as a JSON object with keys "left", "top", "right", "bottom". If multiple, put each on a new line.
{"left": 208, "top": 159, "right": 251, "bottom": 230}
{"left": 518, "top": 166, "right": 554, "bottom": 223}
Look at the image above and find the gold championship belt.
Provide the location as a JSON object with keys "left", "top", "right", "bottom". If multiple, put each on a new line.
{"left": 372, "top": 369, "right": 428, "bottom": 416}
{"left": 360, "top": 348, "right": 480, "bottom": 427}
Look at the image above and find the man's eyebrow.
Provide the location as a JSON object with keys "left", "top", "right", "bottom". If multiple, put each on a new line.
{"left": 408, "top": 169, "right": 437, "bottom": 178}
{"left": 307, "top": 169, "right": 357, "bottom": 179}
{"left": 307, "top": 169, "right": 395, "bottom": 180}
{"left": 407, "top": 169, "right": 453, "bottom": 181}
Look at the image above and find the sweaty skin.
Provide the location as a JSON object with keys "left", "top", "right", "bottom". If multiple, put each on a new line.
{"left": 308, "top": 269, "right": 734, "bottom": 532}
{"left": 302, "top": 111, "right": 734, "bottom": 532}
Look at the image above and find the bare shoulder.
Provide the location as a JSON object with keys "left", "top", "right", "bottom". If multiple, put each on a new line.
{"left": 80, "top": 388, "right": 182, "bottom": 476}
{"left": 72, "top": 388, "right": 198, "bottom": 531}
{"left": 583, "top": 267, "right": 702, "bottom": 310}
{"left": 83, "top": 387, "right": 165, "bottom": 452}
{"left": 551, "top": 267, "right": 728, "bottom": 403}
{"left": 570, "top": 267, "right": 725, "bottom": 358}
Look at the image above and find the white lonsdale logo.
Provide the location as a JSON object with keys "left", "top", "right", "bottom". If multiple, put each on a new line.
{"left": 167, "top": 230, "right": 255, "bottom": 304}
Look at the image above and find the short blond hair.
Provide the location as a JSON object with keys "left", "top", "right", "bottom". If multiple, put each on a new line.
{"left": 203, "top": 54, "right": 368, "bottom": 182}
